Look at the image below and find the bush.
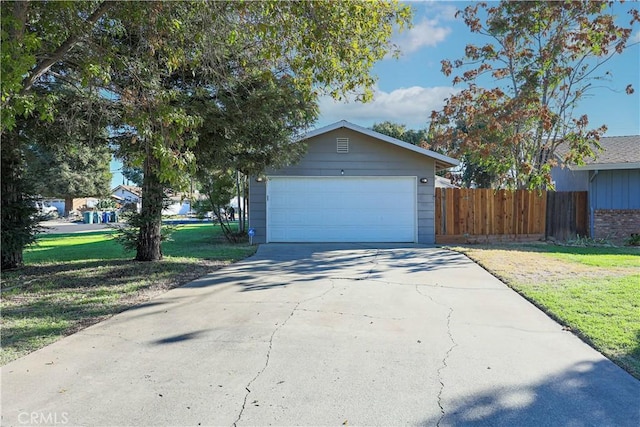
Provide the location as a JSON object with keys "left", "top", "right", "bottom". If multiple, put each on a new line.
{"left": 625, "top": 233, "right": 640, "bottom": 247}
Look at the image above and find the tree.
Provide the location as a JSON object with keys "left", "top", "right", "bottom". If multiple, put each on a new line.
{"left": 193, "top": 71, "right": 319, "bottom": 241}
{"left": 2, "top": 1, "right": 411, "bottom": 265}
{"left": 23, "top": 85, "right": 113, "bottom": 215}
{"left": 372, "top": 121, "right": 428, "bottom": 146}
{"left": 108, "top": 1, "right": 412, "bottom": 261}
{"left": 1, "top": 1, "right": 115, "bottom": 268}
{"left": 429, "top": 1, "right": 639, "bottom": 189}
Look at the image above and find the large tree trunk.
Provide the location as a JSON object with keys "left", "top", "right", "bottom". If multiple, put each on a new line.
{"left": 1, "top": 132, "right": 36, "bottom": 270}
{"left": 64, "top": 196, "right": 74, "bottom": 217}
{"left": 135, "top": 155, "right": 164, "bottom": 261}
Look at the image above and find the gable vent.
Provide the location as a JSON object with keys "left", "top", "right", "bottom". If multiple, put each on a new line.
{"left": 336, "top": 137, "right": 349, "bottom": 153}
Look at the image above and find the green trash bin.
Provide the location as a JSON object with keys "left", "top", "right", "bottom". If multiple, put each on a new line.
{"left": 93, "top": 212, "right": 101, "bottom": 223}
{"left": 84, "top": 211, "right": 93, "bottom": 224}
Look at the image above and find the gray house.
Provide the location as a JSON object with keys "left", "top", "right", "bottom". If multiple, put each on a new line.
{"left": 552, "top": 135, "right": 640, "bottom": 240}
{"left": 248, "top": 120, "right": 459, "bottom": 244}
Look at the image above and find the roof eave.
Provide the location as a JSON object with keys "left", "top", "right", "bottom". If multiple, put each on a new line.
{"left": 568, "top": 162, "right": 640, "bottom": 171}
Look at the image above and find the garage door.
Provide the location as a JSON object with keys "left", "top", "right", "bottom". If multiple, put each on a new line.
{"left": 267, "top": 176, "right": 416, "bottom": 242}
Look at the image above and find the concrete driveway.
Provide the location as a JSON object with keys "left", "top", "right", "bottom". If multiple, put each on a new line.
{"left": 2, "top": 244, "right": 639, "bottom": 426}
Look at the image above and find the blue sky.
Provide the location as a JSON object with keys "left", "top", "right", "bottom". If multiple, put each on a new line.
{"left": 111, "top": 1, "right": 640, "bottom": 188}
{"left": 318, "top": 1, "right": 640, "bottom": 135}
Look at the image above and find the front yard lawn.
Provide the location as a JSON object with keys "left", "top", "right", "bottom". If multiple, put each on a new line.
{"left": 1, "top": 224, "right": 256, "bottom": 365}
{"left": 453, "top": 244, "right": 640, "bottom": 379}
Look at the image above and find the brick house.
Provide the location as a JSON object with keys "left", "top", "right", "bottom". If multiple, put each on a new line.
{"left": 551, "top": 135, "right": 640, "bottom": 242}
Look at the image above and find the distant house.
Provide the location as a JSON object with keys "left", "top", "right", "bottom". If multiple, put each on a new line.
{"left": 112, "top": 185, "right": 142, "bottom": 212}
{"left": 112, "top": 185, "right": 142, "bottom": 201}
{"left": 435, "top": 175, "right": 459, "bottom": 189}
{"left": 551, "top": 135, "right": 640, "bottom": 241}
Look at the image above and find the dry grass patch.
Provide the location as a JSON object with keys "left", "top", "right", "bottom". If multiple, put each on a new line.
{"left": 452, "top": 243, "right": 640, "bottom": 379}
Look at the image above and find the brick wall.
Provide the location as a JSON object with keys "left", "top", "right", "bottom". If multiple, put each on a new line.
{"left": 593, "top": 209, "right": 640, "bottom": 243}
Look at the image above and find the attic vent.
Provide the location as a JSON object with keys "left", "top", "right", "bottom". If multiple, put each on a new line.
{"left": 336, "top": 137, "right": 349, "bottom": 153}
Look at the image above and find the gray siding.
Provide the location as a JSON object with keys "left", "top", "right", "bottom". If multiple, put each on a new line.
{"left": 249, "top": 128, "right": 437, "bottom": 244}
{"left": 551, "top": 166, "right": 589, "bottom": 191}
{"left": 590, "top": 169, "right": 640, "bottom": 209}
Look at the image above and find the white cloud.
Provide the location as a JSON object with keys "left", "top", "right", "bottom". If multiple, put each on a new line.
{"left": 394, "top": 18, "right": 452, "bottom": 55}
{"left": 317, "top": 85, "right": 458, "bottom": 129}
{"left": 632, "top": 31, "right": 640, "bottom": 43}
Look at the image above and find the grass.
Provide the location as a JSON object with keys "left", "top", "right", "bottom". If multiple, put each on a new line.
{"left": 453, "top": 243, "right": 640, "bottom": 379}
{"left": 1, "top": 223, "right": 257, "bottom": 365}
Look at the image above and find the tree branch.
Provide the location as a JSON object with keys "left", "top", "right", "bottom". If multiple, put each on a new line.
{"left": 20, "top": 1, "right": 114, "bottom": 94}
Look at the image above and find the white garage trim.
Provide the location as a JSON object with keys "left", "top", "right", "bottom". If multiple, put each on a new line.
{"left": 266, "top": 176, "right": 417, "bottom": 243}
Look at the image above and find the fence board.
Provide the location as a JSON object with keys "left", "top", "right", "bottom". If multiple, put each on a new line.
{"left": 435, "top": 188, "right": 579, "bottom": 243}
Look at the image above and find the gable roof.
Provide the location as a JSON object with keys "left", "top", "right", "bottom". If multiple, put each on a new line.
{"left": 300, "top": 120, "right": 459, "bottom": 170}
{"left": 112, "top": 185, "right": 142, "bottom": 197}
{"left": 560, "top": 135, "right": 640, "bottom": 171}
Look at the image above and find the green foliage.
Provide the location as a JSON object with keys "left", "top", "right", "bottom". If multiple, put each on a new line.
{"left": 95, "top": 199, "right": 117, "bottom": 210}
{"left": 625, "top": 234, "right": 640, "bottom": 247}
{"left": 1, "top": 132, "right": 42, "bottom": 269}
{"left": 2, "top": 0, "right": 412, "bottom": 263}
{"left": 121, "top": 166, "right": 143, "bottom": 187}
{"left": 195, "top": 170, "right": 244, "bottom": 243}
{"left": 430, "top": 1, "right": 639, "bottom": 189}
{"left": 566, "top": 235, "right": 615, "bottom": 247}
{"left": 371, "top": 121, "right": 428, "bottom": 146}
{"left": 113, "top": 210, "right": 176, "bottom": 253}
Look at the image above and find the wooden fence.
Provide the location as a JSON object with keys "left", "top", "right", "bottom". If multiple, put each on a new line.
{"left": 545, "top": 191, "right": 588, "bottom": 241}
{"left": 435, "top": 188, "right": 587, "bottom": 244}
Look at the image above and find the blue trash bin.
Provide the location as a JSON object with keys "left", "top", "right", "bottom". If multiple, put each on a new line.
{"left": 102, "top": 212, "right": 109, "bottom": 223}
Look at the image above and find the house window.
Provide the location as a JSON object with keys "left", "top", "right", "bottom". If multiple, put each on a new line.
{"left": 337, "top": 137, "right": 349, "bottom": 153}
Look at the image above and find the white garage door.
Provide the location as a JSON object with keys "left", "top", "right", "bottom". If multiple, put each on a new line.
{"left": 267, "top": 176, "right": 416, "bottom": 242}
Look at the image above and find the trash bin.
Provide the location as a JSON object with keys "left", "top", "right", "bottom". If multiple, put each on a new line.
{"left": 93, "top": 212, "right": 101, "bottom": 223}
{"left": 110, "top": 211, "right": 118, "bottom": 223}
{"left": 83, "top": 211, "right": 93, "bottom": 224}
{"left": 102, "top": 211, "right": 110, "bottom": 223}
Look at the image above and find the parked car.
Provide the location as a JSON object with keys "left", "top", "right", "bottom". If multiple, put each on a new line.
{"left": 34, "top": 201, "right": 59, "bottom": 218}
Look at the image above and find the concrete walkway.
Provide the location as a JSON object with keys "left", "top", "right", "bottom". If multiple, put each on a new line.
{"left": 2, "top": 244, "right": 638, "bottom": 426}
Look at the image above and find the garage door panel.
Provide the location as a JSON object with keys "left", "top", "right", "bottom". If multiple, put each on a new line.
{"left": 267, "top": 177, "right": 416, "bottom": 242}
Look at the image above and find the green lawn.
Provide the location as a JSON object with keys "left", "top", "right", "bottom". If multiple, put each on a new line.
{"left": 1, "top": 223, "right": 257, "bottom": 365}
{"left": 454, "top": 244, "right": 640, "bottom": 379}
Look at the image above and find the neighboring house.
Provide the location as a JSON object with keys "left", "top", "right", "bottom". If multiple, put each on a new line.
{"left": 112, "top": 185, "right": 142, "bottom": 212}
{"left": 435, "top": 175, "right": 459, "bottom": 189}
{"left": 248, "top": 120, "right": 459, "bottom": 244}
{"left": 552, "top": 135, "right": 640, "bottom": 241}
{"left": 42, "top": 197, "right": 98, "bottom": 216}
{"left": 112, "top": 185, "right": 142, "bottom": 202}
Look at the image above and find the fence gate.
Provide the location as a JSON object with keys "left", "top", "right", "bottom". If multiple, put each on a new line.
{"left": 545, "top": 191, "right": 588, "bottom": 241}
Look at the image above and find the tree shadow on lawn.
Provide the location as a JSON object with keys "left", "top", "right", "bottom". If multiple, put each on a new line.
{"left": 1, "top": 258, "right": 226, "bottom": 293}
{"left": 0, "top": 258, "right": 228, "bottom": 362}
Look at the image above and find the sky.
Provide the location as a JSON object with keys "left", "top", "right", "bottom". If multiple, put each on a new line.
{"left": 317, "top": 1, "right": 640, "bottom": 134}
{"left": 111, "top": 1, "right": 640, "bottom": 188}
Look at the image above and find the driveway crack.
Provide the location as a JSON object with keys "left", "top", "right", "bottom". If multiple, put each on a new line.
{"left": 233, "top": 280, "right": 336, "bottom": 426}
{"left": 436, "top": 307, "right": 457, "bottom": 427}
{"left": 415, "top": 284, "right": 457, "bottom": 426}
